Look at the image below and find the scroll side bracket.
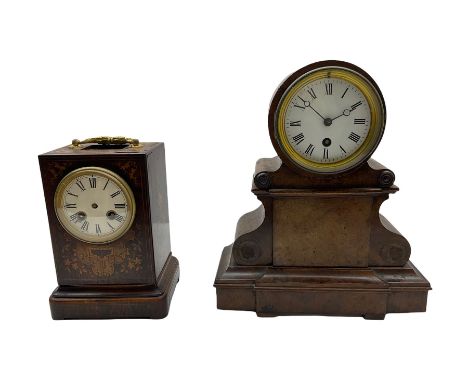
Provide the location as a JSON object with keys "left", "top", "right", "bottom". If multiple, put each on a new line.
{"left": 369, "top": 196, "right": 411, "bottom": 266}
{"left": 253, "top": 156, "right": 396, "bottom": 190}
{"left": 232, "top": 197, "right": 273, "bottom": 266}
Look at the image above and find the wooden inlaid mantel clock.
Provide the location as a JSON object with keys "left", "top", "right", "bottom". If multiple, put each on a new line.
{"left": 214, "top": 60, "right": 431, "bottom": 319}
{"left": 39, "top": 137, "right": 179, "bottom": 319}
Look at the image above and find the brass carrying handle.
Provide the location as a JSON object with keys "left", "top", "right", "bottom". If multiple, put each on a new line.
{"left": 71, "top": 136, "right": 141, "bottom": 147}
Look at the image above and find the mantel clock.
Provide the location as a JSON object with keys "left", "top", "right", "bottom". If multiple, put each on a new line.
{"left": 214, "top": 61, "right": 431, "bottom": 319}
{"left": 39, "top": 137, "right": 179, "bottom": 319}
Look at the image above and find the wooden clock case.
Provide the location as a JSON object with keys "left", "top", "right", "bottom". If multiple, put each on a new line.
{"left": 39, "top": 141, "right": 179, "bottom": 319}
{"left": 214, "top": 157, "right": 431, "bottom": 319}
{"left": 214, "top": 61, "right": 431, "bottom": 319}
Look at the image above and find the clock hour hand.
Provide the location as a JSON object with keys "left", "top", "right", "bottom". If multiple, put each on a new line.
{"left": 298, "top": 96, "right": 325, "bottom": 121}
{"left": 332, "top": 100, "right": 363, "bottom": 122}
{"left": 331, "top": 108, "right": 351, "bottom": 121}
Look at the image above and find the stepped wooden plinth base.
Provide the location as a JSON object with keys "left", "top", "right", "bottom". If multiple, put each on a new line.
{"left": 50, "top": 255, "right": 179, "bottom": 319}
{"left": 214, "top": 246, "right": 430, "bottom": 319}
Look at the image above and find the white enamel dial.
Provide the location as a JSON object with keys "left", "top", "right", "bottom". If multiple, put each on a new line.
{"left": 285, "top": 78, "right": 371, "bottom": 163}
{"left": 54, "top": 167, "right": 136, "bottom": 244}
{"left": 273, "top": 63, "right": 386, "bottom": 174}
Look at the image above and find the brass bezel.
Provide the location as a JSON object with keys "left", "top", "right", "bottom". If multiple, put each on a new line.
{"left": 54, "top": 166, "right": 136, "bottom": 244}
{"left": 275, "top": 66, "right": 385, "bottom": 174}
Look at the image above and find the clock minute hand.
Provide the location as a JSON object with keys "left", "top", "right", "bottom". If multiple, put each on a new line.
{"left": 309, "top": 104, "right": 326, "bottom": 120}
{"left": 298, "top": 96, "right": 325, "bottom": 121}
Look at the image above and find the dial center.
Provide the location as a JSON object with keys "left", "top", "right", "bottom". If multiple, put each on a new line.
{"left": 324, "top": 118, "right": 332, "bottom": 127}
{"left": 92, "top": 203, "right": 98, "bottom": 209}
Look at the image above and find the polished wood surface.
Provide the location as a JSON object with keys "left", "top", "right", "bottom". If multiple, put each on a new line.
{"left": 254, "top": 157, "right": 396, "bottom": 190}
{"left": 50, "top": 255, "right": 179, "bottom": 319}
{"left": 216, "top": 245, "right": 429, "bottom": 319}
{"left": 39, "top": 142, "right": 179, "bottom": 319}
{"left": 214, "top": 157, "right": 430, "bottom": 319}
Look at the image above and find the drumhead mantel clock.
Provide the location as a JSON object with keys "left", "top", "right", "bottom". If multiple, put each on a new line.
{"left": 214, "top": 60, "right": 431, "bottom": 319}
{"left": 39, "top": 137, "right": 179, "bottom": 319}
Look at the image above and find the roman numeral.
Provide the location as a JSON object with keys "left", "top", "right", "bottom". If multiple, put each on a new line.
{"left": 67, "top": 191, "right": 78, "bottom": 197}
{"left": 65, "top": 203, "right": 76, "bottom": 209}
{"left": 81, "top": 220, "right": 89, "bottom": 231}
{"left": 351, "top": 101, "right": 362, "bottom": 110}
{"left": 292, "top": 133, "right": 305, "bottom": 145}
{"left": 305, "top": 144, "right": 314, "bottom": 155}
{"left": 114, "top": 203, "right": 126, "bottom": 209}
{"left": 89, "top": 177, "right": 97, "bottom": 188}
{"left": 293, "top": 103, "right": 305, "bottom": 109}
{"left": 289, "top": 120, "right": 301, "bottom": 127}
{"left": 325, "top": 83, "right": 332, "bottom": 95}
{"left": 76, "top": 180, "right": 86, "bottom": 191}
{"left": 95, "top": 224, "right": 101, "bottom": 235}
{"left": 103, "top": 179, "right": 109, "bottom": 190}
{"left": 323, "top": 148, "right": 329, "bottom": 159}
{"left": 298, "top": 95, "right": 307, "bottom": 104}
{"left": 341, "top": 87, "right": 349, "bottom": 98}
{"left": 340, "top": 145, "right": 347, "bottom": 153}
{"left": 354, "top": 118, "right": 366, "bottom": 124}
{"left": 307, "top": 88, "right": 317, "bottom": 99}
{"left": 115, "top": 214, "right": 124, "bottom": 223}
{"left": 110, "top": 190, "right": 121, "bottom": 198}
{"left": 107, "top": 222, "right": 115, "bottom": 231}
{"left": 348, "top": 132, "right": 361, "bottom": 143}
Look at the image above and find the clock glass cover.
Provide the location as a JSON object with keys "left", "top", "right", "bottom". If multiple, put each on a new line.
{"left": 54, "top": 167, "right": 136, "bottom": 244}
{"left": 274, "top": 64, "right": 386, "bottom": 173}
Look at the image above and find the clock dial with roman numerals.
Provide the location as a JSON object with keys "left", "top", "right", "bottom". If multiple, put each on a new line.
{"left": 271, "top": 61, "right": 386, "bottom": 174}
{"left": 285, "top": 77, "right": 371, "bottom": 163}
{"left": 54, "top": 167, "right": 136, "bottom": 244}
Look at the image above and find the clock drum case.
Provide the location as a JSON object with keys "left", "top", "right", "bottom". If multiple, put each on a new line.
{"left": 39, "top": 137, "right": 179, "bottom": 319}
{"left": 214, "top": 61, "right": 431, "bottom": 319}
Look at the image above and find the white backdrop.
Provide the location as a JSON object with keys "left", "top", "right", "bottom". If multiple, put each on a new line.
{"left": 0, "top": 1, "right": 466, "bottom": 381}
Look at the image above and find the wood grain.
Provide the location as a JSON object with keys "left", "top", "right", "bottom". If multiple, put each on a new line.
{"left": 214, "top": 157, "right": 430, "bottom": 319}
{"left": 39, "top": 142, "right": 179, "bottom": 319}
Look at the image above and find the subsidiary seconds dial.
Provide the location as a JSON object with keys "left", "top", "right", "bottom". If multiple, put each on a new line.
{"left": 54, "top": 167, "right": 136, "bottom": 244}
{"left": 271, "top": 61, "right": 386, "bottom": 174}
